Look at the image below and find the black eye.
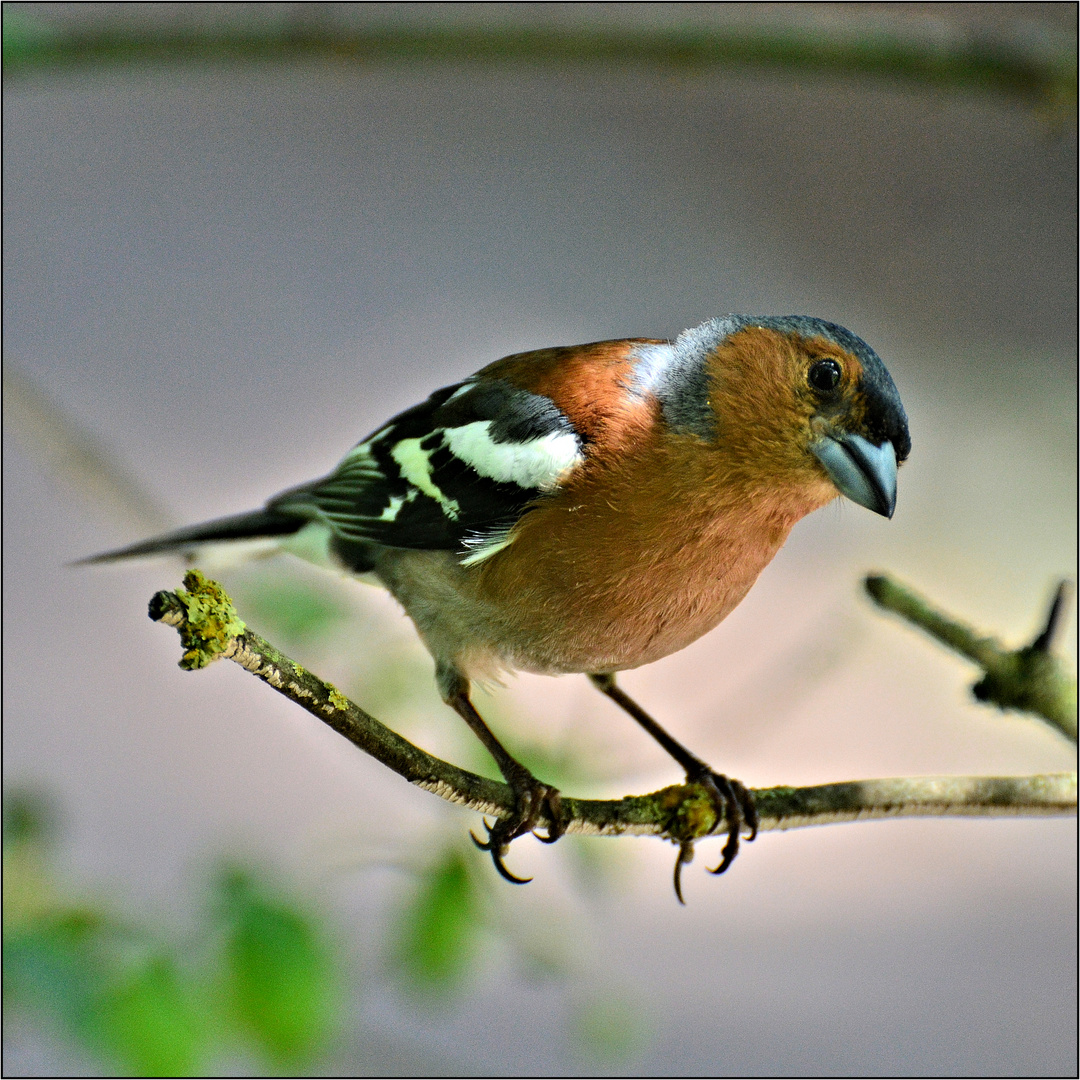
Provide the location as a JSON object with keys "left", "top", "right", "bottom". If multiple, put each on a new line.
{"left": 808, "top": 359, "right": 842, "bottom": 393}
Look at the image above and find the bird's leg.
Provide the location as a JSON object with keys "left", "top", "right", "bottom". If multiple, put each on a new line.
{"left": 588, "top": 673, "right": 757, "bottom": 900}
{"left": 439, "top": 667, "right": 563, "bottom": 883}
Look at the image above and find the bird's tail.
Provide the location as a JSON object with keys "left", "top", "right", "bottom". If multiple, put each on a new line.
{"left": 77, "top": 508, "right": 304, "bottom": 564}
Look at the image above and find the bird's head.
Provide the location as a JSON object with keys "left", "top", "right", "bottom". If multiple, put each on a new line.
{"left": 649, "top": 315, "right": 910, "bottom": 518}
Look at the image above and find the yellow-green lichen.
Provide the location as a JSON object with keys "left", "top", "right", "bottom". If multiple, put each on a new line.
{"left": 174, "top": 570, "right": 246, "bottom": 670}
{"left": 327, "top": 688, "right": 351, "bottom": 713}
{"left": 662, "top": 784, "right": 719, "bottom": 841}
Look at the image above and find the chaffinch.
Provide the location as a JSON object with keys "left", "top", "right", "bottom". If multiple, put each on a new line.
{"left": 89, "top": 314, "right": 910, "bottom": 895}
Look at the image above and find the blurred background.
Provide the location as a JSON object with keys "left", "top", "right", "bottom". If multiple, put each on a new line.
{"left": 3, "top": 3, "right": 1076, "bottom": 1075}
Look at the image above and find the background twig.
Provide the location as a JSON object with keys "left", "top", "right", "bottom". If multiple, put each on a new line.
{"left": 3, "top": 10, "right": 1075, "bottom": 121}
{"left": 865, "top": 575, "right": 1077, "bottom": 743}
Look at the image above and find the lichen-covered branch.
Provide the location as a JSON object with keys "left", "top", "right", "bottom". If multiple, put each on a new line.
{"left": 149, "top": 572, "right": 1076, "bottom": 846}
{"left": 865, "top": 575, "right": 1077, "bottom": 743}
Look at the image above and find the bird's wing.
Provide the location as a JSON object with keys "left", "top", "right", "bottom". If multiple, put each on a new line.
{"left": 269, "top": 378, "right": 585, "bottom": 564}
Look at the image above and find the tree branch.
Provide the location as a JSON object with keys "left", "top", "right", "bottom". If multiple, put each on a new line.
{"left": 148, "top": 572, "right": 1076, "bottom": 847}
{"left": 3, "top": 12, "right": 1075, "bottom": 121}
{"left": 865, "top": 575, "right": 1077, "bottom": 743}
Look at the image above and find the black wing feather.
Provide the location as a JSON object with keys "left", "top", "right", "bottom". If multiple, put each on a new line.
{"left": 268, "top": 378, "right": 581, "bottom": 557}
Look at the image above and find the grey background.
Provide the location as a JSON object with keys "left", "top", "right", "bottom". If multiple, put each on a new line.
{"left": 4, "top": 3, "right": 1076, "bottom": 1075}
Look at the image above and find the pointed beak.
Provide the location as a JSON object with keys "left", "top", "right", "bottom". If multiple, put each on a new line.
{"left": 811, "top": 431, "right": 898, "bottom": 518}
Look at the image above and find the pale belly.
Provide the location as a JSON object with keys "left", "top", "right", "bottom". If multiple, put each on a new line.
{"left": 373, "top": 517, "right": 793, "bottom": 682}
{"left": 492, "top": 543, "right": 776, "bottom": 676}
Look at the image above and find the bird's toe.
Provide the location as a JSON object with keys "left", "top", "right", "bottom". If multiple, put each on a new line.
{"left": 472, "top": 770, "right": 563, "bottom": 882}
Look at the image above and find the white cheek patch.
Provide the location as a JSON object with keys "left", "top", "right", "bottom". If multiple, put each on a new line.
{"left": 391, "top": 437, "right": 461, "bottom": 520}
{"left": 444, "top": 421, "right": 582, "bottom": 491}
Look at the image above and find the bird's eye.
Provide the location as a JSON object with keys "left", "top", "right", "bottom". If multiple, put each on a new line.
{"left": 808, "top": 359, "right": 842, "bottom": 393}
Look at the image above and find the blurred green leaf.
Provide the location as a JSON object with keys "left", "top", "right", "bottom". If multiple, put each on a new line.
{"left": 4, "top": 910, "right": 108, "bottom": 1027}
{"left": 5, "top": 912, "right": 210, "bottom": 1077}
{"left": 216, "top": 867, "right": 338, "bottom": 1066}
{"left": 350, "top": 647, "right": 437, "bottom": 720}
{"left": 511, "top": 739, "right": 595, "bottom": 792}
{"left": 4, "top": 792, "right": 345, "bottom": 1076}
{"left": 391, "top": 845, "right": 484, "bottom": 994}
{"left": 96, "top": 953, "right": 207, "bottom": 1077}
{"left": 572, "top": 994, "right": 649, "bottom": 1066}
{"left": 561, "top": 833, "right": 628, "bottom": 898}
{"left": 229, "top": 573, "right": 351, "bottom": 649}
{"left": 4, "top": 803, "right": 60, "bottom": 927}
{"left": 448, "top": 710, "right": 600, "bottom": 791}
{"left": 3, "top": 789, "right": 59, "bottom": 848}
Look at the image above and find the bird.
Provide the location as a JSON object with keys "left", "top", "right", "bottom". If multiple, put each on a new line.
{"left": 85, "top": 314, "right": 910, "bottom": 898}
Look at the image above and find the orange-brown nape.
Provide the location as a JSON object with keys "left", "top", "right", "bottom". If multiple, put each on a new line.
{"left": 477, "top": 338, "right": 665, "bottom": 448}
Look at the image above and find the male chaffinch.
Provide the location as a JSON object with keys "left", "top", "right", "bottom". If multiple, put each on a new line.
{"left": 88, "top": 314, "right": 910, "bottom": 895}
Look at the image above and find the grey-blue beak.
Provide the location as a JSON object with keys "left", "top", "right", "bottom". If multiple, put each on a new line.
{"left": 811, "top": 432, "right": 898, "bottom": 518}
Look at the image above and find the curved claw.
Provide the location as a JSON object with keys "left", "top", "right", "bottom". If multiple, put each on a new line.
{"left": 471, "top": 776, "right": 563, "bottom": 881}
{"left": 734, "top": 778, "right": 760, "bottom": 841}
{"left": 532, "top": 789, "right": 565, "bottom": 844}
{"left": 704, "top": 774, "right": 739, "bottom": 876}
{"left": 707, "top": 828, "right": 740, "bottom": 876}
{"left": 469, "top": 819, "right": 498, "bottom": 851}
{"left": 672, "top": 841, "right": 695, "bottom": 905}
{"left": 688, "top": 770, "right": 757, "bottom": 878}
{"left": 488, "top": 849, "right": 533, "bottom": 885}
{"left": 471, "top": 820, "right": 533, "bottom": 884}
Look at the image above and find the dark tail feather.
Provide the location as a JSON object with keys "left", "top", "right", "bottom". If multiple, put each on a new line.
{"left": 77, "top": 508, "right": 304, "bottom": 564}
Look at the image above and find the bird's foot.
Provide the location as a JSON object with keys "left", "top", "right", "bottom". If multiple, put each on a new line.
{"left": 672, "top": 768, "right": 758, "bottom": 903}
{"left": 471, "top": 768, "right": 563, "bottom": 884}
